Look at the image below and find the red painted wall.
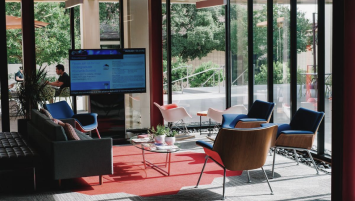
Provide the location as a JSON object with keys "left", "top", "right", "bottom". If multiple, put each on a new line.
{"left": 343, "top": 0, "right": 355, "bottom": 199}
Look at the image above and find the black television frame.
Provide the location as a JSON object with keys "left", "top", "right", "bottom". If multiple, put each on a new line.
{"left": 69, "top": 48, "right": 147, "bottom": 96}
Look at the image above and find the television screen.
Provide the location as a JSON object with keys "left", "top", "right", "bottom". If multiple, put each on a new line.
{"left": 69, "top": 48, "right": 146, "bottom": 95}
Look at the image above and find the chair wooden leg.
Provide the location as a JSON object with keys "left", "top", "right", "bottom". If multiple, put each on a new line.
{"left": 272, "top": 147, "right": 277, "bottom": 179}
{"left": 95, "top": 128, "right": 101, "bottom": 139}
{"left": 222, "top": 167, "right": 226, "bottom": 200}
{"left": 99, "top": 175, "right": 103, "bottom": 185}
{"left": 261, "top": 166, "right": 273, "bottom": 195}
{"left": 58, "top": 179, "right": 61, "bottom": 188}
{"left": 195, "top": 156, "right": 209, "bottom": 188}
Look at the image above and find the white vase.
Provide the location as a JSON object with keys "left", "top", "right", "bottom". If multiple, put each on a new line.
{"left": 154, "top": 135, "right": 165, "bottom": 144}
{"left": 165, "top": 137, "right": 176, "bottom": 145}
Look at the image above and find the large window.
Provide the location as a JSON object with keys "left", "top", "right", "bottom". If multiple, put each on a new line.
{"left": 166, "top": 3, "right": 226, "bottom": 127}
{"left": 231, "top": 1, "right": 248, "bottom": 112}
{"left": 297, "top": 0, "right": 318, "bottom": 151}
{"left": 273, "top": 1, "right": 291, "bottom": 124}
{"left": 324, "top": 1, "right": 333, "bottom": 156}
{"left": 254, "top": 1, "right": 268, "bottom": 102}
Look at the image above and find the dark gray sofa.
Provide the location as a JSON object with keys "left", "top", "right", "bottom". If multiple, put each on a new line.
{"left": 27, "top": 109, "right": 113, "bottom": 184}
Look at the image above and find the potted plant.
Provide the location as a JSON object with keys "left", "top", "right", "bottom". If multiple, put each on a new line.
{"left": 165, "top": 130, "right": 177, "bottom": 145}
{"left": 14, "top": 66, "right": 51, "bottom": 136}
{"left": 149, "top": 124, "right": 168, "bottom": 144}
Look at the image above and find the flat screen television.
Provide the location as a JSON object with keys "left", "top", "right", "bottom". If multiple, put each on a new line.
{"left": 69, "top": 48, "right": 146, "bottom": 95}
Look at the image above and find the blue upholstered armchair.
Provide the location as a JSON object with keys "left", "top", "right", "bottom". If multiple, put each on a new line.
{"left": 221, "top": 100, "right": 275, "bottom": 129}
{"left": 261, "top": 107, "right": 325, "bottom": 178}
{"left": 44, "top": 101, "right": 101, "bottom": 138}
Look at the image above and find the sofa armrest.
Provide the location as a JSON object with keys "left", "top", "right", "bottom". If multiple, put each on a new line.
{"left": 52, "top": 138, "right": 113, "bottom": 180}
{"left": 59, "top": 118, "right": 76, "bottom": 127}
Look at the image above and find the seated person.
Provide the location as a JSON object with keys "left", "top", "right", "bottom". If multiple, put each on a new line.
{"left": 46, "top": 64, "right": 70, "bottom": 96}
{"left": 8, "top": 79, "right": 17, "bottom": 92}
{"left": 15, "top": 66, "right": 24, "bottom": 83}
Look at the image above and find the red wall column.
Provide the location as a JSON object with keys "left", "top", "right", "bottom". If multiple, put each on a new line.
{"left": 148, "top": 0, "right": 163, "bottom": 127}
{"left": 343, "top": 0, "right": 355, "bottom": 199}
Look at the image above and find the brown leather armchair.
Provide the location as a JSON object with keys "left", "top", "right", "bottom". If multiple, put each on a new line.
{"left": 195, "top": 125, "right": 278, "bottom": 200}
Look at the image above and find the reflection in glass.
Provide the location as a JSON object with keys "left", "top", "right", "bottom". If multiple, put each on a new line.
{"left": 253, "top": 1, "right": 268, "bottom": 102}
{"left": 273, "top": 1, "right": 290, "bottom": 124}
{"left": 166, "top": 3, "right": 226, "bottom": 128}
{"left": 324, "top": 1, "right": 332, "bottom": 156}
{"left": 297, "top": 0, "right": 318, "bottom": 151}
{"left": 231, "top": 1, "right": 248, "bottom": 112}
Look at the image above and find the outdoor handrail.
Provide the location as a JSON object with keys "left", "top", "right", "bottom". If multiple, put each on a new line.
{"left": 163, "top": 67, "right": 223, "bottom": 86}
{"left": 232, "top": 69, "right": 248, "bottom": 85}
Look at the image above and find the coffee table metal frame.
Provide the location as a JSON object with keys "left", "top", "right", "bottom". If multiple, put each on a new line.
{"left": 131, "top": 137, "right": 180, "bottom": 176}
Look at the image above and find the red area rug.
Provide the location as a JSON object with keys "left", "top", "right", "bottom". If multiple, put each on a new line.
{"left": 70, "top": 146, "right": 242, "bottom": 197}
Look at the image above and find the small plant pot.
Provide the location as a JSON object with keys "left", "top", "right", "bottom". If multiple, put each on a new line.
{"left": 165, "top": 137, "right": 176, "bottom": 145}
{"left": 154, "top": 135, "right": 165, "bottom": 144}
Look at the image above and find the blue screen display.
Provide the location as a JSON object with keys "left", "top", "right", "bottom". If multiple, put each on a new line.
{"left": 69, "top": 48, "right": 146, "bottom": 95}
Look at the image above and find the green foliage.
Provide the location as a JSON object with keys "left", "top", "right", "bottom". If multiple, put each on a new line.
{"left": 149, "top": 124, "right": 169, "bottom": 136}
{"left": 163, "top": 4, "right": 225, "bottom": 61}
{"left": 163, "top": 57, "right": 192, "bottom": 83}
{"left": 148, "top": 124, "right": 177, "bottom": 137}
{"left": 189, "top": 62, "right": 223, "bottom": 87}
{"left": 16, "top": 66, "right": 51, "bottom": 119}
{"left": 6, "top": 2, "right": 74, "bottom": 66}
{"left": 254, "top": 61, "right": 307, "bottom": 85}
{"left": 166, "top": 129, "right": 178, "bottom": 137}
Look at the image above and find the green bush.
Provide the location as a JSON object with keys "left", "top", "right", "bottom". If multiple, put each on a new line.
{"left": 190, "top": 62, "right": 223, "bottom": 87}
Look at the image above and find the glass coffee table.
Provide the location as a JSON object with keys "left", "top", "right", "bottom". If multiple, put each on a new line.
{"left": 130, "top": 136, "right": 180, "bottom": 176}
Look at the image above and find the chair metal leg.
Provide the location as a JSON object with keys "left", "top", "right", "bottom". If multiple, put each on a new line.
{"left": 261, "top": 166, "right": 273, "bottom": 195}
{"left": 307, "top": 150, "right": 319, "bottom": 174}
{"left": 294, "top": 149, "right": 299, "bottom": 165}
{"left": 99, "top": 175, "right": 103, "bottom": 185}
{"left": 272, "top": 147, "right": 277, "bottom": 179}
{"left": 195, "top": 156, "right": 209, "bottom": 188}
{"left": 182, "top": 119, "right": 189, "bottom": 134}
{"left": 222, "top": 167, "right": 226, "bottom": 200}
{"left": 95, "top": 128, "right": 101, "bottom": 139}
{"left": 247, "top": 170, "right": 251, "bottom": 183}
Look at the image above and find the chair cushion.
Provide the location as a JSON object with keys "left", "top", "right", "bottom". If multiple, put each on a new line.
{"left": 44, "top": 101, "right": 74, "bottom": 119}
{"left": 289, "top": 108, "right": 324, "bottom": 133}
{"left": 196, "top": 140, "right": 213, "bottom": 150}
{"left": 161, "top": 103, "right": 178, "bottom": 110}
{"left": 281, "top": 130, "right": 314, "bottom": 135}
{"left": 221, "top": 114, "right": 248, "bottom": 128}
{"left": 247, "top": 100, "right": 275, "bottom": 120}
{"left": 40, "top": 108, "right": 53, "bottom": 119}
{"left": 63, "top": 123, "right": 80, "bottom": 140}
{"left": 262, "top": 123, "right": 292, "bottom": 138}
{"left": 239, "top": 118, "right": 267, "bottom": 122}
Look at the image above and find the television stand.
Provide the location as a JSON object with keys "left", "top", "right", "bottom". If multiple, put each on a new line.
{"left": 90, "top": 94, "right": 127, "bottom": 145}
